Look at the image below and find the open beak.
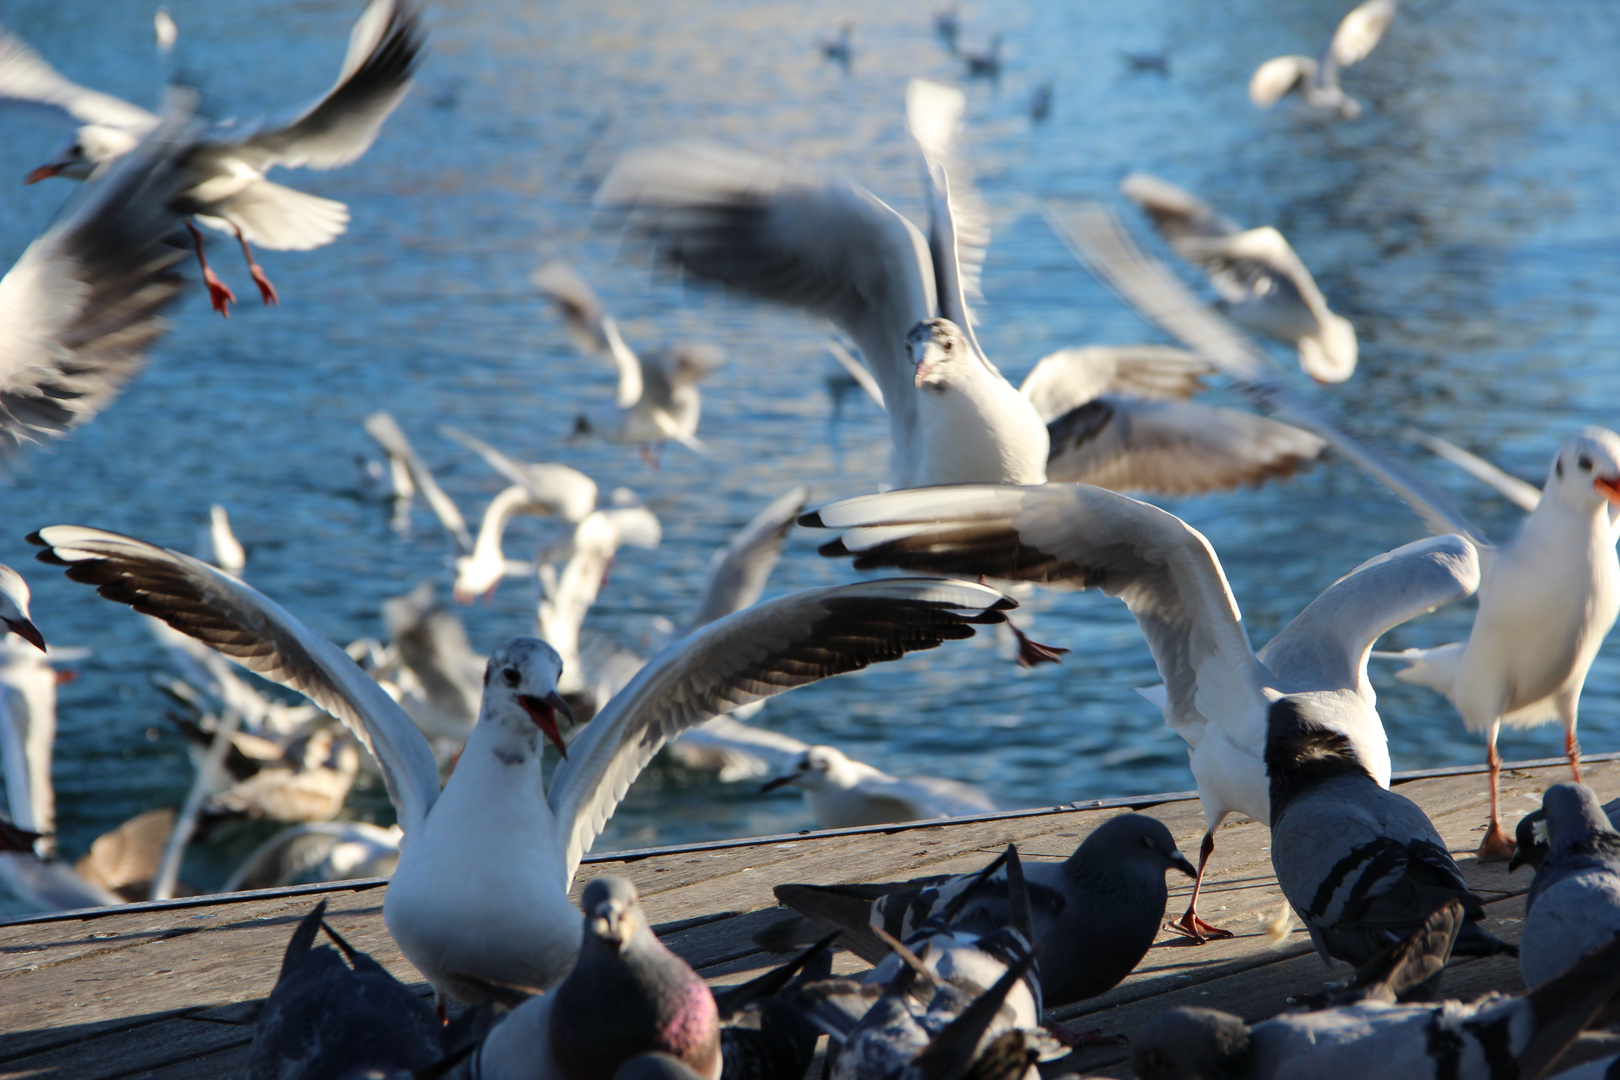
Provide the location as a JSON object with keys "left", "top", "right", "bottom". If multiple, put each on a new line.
{"left": 759, "top": 772, "right": 800, "bottom": 794}
{"left": 518, "top": 691, "right": 576, "bottom": 758}
{"left": 3, "top": 617, "right": 47, "bottom": 654}
{"left": 24, "top": 164, "right": 61, "bottom": 185}
{"left": 1170, "top": 851, "right": 1199, "bottom": 879}
{"left": 1596, "top": 476, "right": 1620, "bottom": 504}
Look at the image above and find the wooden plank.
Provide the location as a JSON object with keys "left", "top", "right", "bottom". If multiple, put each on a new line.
{"left": 0, "top": 1015, "right": 251, "bottom": 1080}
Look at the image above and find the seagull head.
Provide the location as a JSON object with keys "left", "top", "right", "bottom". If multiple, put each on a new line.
{"left": 1132, "top": 1007, "right": 1252, "bottom": 1080}
{"left": 582, "top": 875, "right": 645, "bottom": 954}
{"left": 481, "top": 638, "right": 575, "bottom": 758}
{"left": 1549, "top": 427, "right": 1620, "bottom": 509}
{"left": 0, "top": 566, "right": 46, "bottom": 654}
{"left": 759, "top": 745, "right": 847, "bottom": 793}
{"left": 26, "top": 125, "right": 134, "bottom": 184}
{"left": 907, "top": 318, "right": 971, "bottom": 391}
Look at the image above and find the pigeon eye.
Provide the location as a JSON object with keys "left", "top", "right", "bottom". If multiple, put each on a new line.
{"left": 1579, "top": 455, "right": 1593, "bottom": 471}
{"left": 1140, "top": 835, "right": 1155, "bottom": 849}
{"left": 503, "top": 667, "right": 521, "bottom": 687}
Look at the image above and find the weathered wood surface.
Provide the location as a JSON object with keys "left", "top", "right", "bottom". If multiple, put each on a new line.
{"left": 1, "top": 756, "right": 1614, "bottom": 1080}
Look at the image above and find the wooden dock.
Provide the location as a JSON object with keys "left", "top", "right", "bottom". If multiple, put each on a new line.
{"left": 5, "top": 753, "right": 1616, "bottom": 1080}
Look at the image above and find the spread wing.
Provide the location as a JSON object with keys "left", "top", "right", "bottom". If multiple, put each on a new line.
{"left": 1331, "top": 0, "right": 1397, "bottom": 67}
{"left": 28, "top": 526, "right": 440, "bottom": 835}
{"left": 0, "top": 26, "right": 158, "bottom": 130}
{"left": 547, "top": 578, "right": 1013, "bottom": 882}
{"left": 1019, "top": 344, "right": 1212, "bottom": 422}
{"left": 440, "top": 426, "right": 598, "bottom": 522}
{"left": 684, "top": 486, "right": 810, "bottom": 632}
{"left": 364, "top": 412, "right": 473, "bottom": 554}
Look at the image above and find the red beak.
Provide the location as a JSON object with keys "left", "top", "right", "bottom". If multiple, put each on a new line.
{"left": 4, "top": 617, "right": 47, "bottom": 654}
{"left": 24, "top": 164, "right": 61, "bottom": 185}
{"left": 518, "top": 692, "right": 576, "bottom": 758}
{"left": 1597, "top": 476, "right": 1620, "bottom": 504}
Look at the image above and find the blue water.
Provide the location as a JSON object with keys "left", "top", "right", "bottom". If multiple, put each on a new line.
{"left": 1, "top": 0, "right": 1618, "bottom": 898}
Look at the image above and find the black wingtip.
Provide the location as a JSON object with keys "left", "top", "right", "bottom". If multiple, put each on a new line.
{"left": 797, "top": 510, "right": 826, "bottom": 529}
{"left": 816, "top": 538, "right": 852, "bottom": 558}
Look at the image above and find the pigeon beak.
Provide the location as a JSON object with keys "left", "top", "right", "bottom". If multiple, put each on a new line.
{"left": 24, "top": 164, "right": 61, "bottom": 185}
{"left": 4, "top": 617, "right": 47, "bottom": 654}
{"left": 1169, "top": 851, "right": 1199, "bottom": 879}
{"left": 759, "top": 772, "right": 799, "bottom": 794}
{"left": 1507, "top": 849, "right": 1527, "bottom": 873}
{"left": 518, "top": 691, "right": 575, "bottom": 758}
{"left": 1595, "top": 476, "right": 1620, "bottom": 504}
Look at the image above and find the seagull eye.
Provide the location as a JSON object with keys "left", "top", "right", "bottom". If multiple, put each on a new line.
{"left": 1579, "top": 455, "right": 1593, "bottom": 471}
{"left": 942, "top": 339, "right": 953, "bottom": 352}
{"left": 503, "top": 667, "right": 521, "bottom": 687}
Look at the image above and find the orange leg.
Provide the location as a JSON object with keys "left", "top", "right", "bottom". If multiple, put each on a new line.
{"left": 232, "top": 225, "right": 278, "bottom": 306}
{"left": 1164, "top": 831, "right": 1234, "bottom": 943}
{"left": 1478, "top": 740, "right": 1516, "bottom": 861}
{"left": 186, "top": 221, "right": 235, "bottom": 317}
{"left": 1010, "top": 623, "right": 1070, "bottom": 668}
{"left": 1567, "top": 729, "right": 1583, "bottom": 783}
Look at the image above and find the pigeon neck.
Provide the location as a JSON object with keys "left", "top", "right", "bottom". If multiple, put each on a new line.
{"left": 1265, "top": 702, "right": 1372, "bottom": 825}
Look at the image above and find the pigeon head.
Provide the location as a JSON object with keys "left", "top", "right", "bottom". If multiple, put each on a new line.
{"left": 1547, "top": 427, "right": 1620, "bottom": 510}
{"left": 1508, "top": 808, "right": 1550, "bottom": 874}
{"left": 480, "top": 638, "right": 574, "bottom": 757}
{"left": 1264, "top": 698, "right": 1371, "bottom": 823}
{"left": 0, "top": 565, "right": 46, "bottom": 653}
{"left": 26, "top": 124, "right": 134, "bottom": 183}
{"left": 1540, "top": 782, "right": 1618, "bottom": 857}
{"left": 1132, "top": 1007, "right": 1252, "bottom": 1080}
{"left": 583, "top": 876, "right": 647, "bottom": 954}
{"left": 907, "top": 318, "right": 972, "bottom": 391}
{"left": 1069, "top": 813, "right": 1198, "bottom": 881}
{"left": 759, "top": 745, "right": 849, "bottom": 793}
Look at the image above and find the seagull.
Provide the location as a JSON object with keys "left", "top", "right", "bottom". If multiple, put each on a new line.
{"left": 803, "top": 484, "right": 1479, "bottom": 940}
{"left": 441, "top": 426, "right": 599, "bottom": 602}
{"left": 1021, "top": 344, "right": 1325, "bottom": 492}
{"left": 1514, "top": 783, "right": 1620, "bottom": 990}
{"left": 1248, "top": 0, "right": 1397, "bottom": 119}
{"left": 193, "top": 504, "right": 245, "bottom": 575}
{"left": 818, "top": 23, "right": 854, "bottom": 69}
{"left": 1045, "top": 203, "right": 1620, "bottom": 862}
{"left": 1120, "top": 173, "right": 1358, "bottom": 383}
{"left": 0, "top": 566, "right": 46, "bottom": 653}
{"left": 759, "top": 744, "right": 999, "bottom": 828}
{"left": 363, "top": 411, "right": 473, "bottom": 553}
{"left": 774, "top": 815, "right": 1196, "bottom": 1008}
{"left": 1265, "top": 697, "right": 1511, "bottom": 967}
{"left": 595, "top": 79, "right": 1049, "bottom": 490}
{"left": 0, "top": 95, "right": 189, "bottom": 459}
{"left": 534, "top": 260, "right": 724, "bottom": 464}
{"left": 476, "top": 876, "right": 723, "bottom": 1080}
{"left": 934, "top": 5, "right": 960, "bottom": 50}
{"left": 959, "top": 34, "right": 1003, "bottom": 79}
{"left": 7, "top": 0, "right": 426, "bottom": 315}
{"left": 29, "top": 524, "right": 1011, "bottom": 1005}
{"left": 225, "top": 820, "right": 401, "bottom": 891}
{"left": 381, "top": 581, "right": 485, "bottom": 746}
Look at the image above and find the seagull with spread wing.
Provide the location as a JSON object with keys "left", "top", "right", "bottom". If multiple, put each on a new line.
{"left": 30, "top": 525, "right": 1011, "bottom": 1007}
{"left": 1248, "top": 0, "right": 1397, "bottom": 120}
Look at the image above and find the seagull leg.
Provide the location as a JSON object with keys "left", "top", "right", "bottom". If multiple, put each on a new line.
{"left": 232, "top": 225, "right": 279, "bottom": 306}
{"left": 1010, "top": 622, "right": 1070, "bottom": 667}
{"left": 1567, "top": 729, "right": 1584, "bottom": 783}
{"left": 186, "top": 221, "right": 235, "bottom": 317}
{"left": 1164, "top": 831, "right": 1234, "bottom": 942}
{"left": 1478, "top": 731, "right": 1516, "bottom": 861}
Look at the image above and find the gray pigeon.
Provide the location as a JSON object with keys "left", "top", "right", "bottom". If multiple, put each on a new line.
{"left": 1512, "top": 793, "right": 1620, "bottom": 874}
{"left": 249, "top": 900, "right": 444, "bottom": 1080}
{"left": 1130, "top": 931, "right": 1620, "bottom": 1080}
{"left": 474, "top": 876, "right": 722, "bottom": 1080}
{"left": 1266, "top": 700, "right": 1512, "bottom": 968}
{"left": 1516, "top": 784, "right": 1620, "bottom": 990}
{"left": 772, "top": 814, "right": 1195, "bottom": 1007}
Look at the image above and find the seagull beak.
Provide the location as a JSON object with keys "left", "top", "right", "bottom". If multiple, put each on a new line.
{"left": 759, "top": 772, "right": 799, "bottom": 794}
{"left": 1170, "top": 851, "right": 1199, "bottom": 879}
{"left": 1595, "top": 476, "right": 1620, "bottom": 504}
{"left": 24, "top": 164, "right": 61, "bottom": 185}
{"left": 4, "top": 617, "right": 47, "bottom": 654}
{"left": 518, "top": 691, "right": 575, "bottom": 758}
{"left": 912, "top": 359, "right": 933, "bottom": 389}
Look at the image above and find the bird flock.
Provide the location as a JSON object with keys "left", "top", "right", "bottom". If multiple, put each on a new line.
{"left": 2, "top": 1, "right": 1620, "bottom": 1078}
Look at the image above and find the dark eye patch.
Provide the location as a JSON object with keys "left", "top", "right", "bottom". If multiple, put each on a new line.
{"left": 503, "top": 667, "right": 521, "bottom": 687}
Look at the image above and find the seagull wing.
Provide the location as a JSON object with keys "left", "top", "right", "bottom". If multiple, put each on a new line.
{"left": 684, "top": 486, "right": 811, "bottom": 632}
{"left": 1331, "top": 0, "right": 1397, "bottom": 67}
{"left": 1248, "top": 55, "right": 1316, "bottom": 108}
{"left": 364, "top": 412, "right": 473, "bottom": 554}
{"left": 1119, "top": 173, "right": 1240, "bottom": 243}
{"left": 596, "top": 141, "right": 935, "bottom": 471}
{"left": 1406, "top": 427, "right": 1541, "bottom": 513}
{"left": 440, "top": 426, "right": 598, "bottom": 522}
{"left": 1257, "top": 533, "right": 1480, "bottom": 693}
{"left": 1044, "top": 396, "right": 1325, "bottom": 495}
{"left": 601, "top": 317, "right": 646, "bottom": 409}
{"left": 29, "top": 527, "right": 441, "bottom": 835}
{"left": 1043, "top": 200, "right": 1487, "bottom": 546}
{"left": 827, "top": 339, "right": 886, "bottom": 408}
{"left": 0, "top": 95, "right": 190, "bottom": 457}
{"left": 532, "top": 260, "right": 611, "bottom": 355}
{"left": 547, "top": 578, "right": 1012, "bottom": 882}
{"left": 1019, "top": 345, "right": 1212, "bottom": 421}
{"left": 226, "top": 0, "right": 425, "bottom": 172}
{"left": 0, "top": 26, "right": 158, "bottom": 130}
{"left": 804, "top": 484, "right": 1268, "bottom": 749}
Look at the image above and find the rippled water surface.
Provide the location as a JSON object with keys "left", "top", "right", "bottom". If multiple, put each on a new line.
{"left": 2, "top": 0, "right": 1619, "bottom": 900}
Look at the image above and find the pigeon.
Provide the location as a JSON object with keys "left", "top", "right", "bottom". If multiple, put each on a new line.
{"left": 1510, "top": 794, "right": 1620, "bottom": 875}
{"left": 1266, "top": 698, "right": 1511, "bottom": 968}
{"left": 759, "top": 744, "right": 999, "bottom": 828}
{"left": 1514, "top": 784, "right": 1620, "bottom": 990}
{"left": 1119, "top": 173, "right": 1357, "bottom": 383}
{"left": 249, "top": 900, "right": 444, "bottom": 1080}
{"left": 1248, "top": 0, "right": 1397, "bottom": 120}
{"left": 473, "top": 876, "right": 722, "bottom": 1080}
{"left": 712, "top": 935, "right": 836, "bottom": 1080}
{"left": 1131, "top": 930, "right": 1620, "bottom": 1080}
{"left": 594, "top": 80, "right": 1049, "bottom": 490}
{"left": 30, "top": 524, "right": 1011, "bottom": 1006}
{"left": 10, "top": 0, "right": 425, "bottom": 315}
{"left": 773, "top": 814, "right": 1196, "bottom": 1007}
{"left": 801, "top": 483, "right": 1479, "bottom": 940}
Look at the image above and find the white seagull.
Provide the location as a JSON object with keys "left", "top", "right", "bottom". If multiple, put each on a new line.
{"left": 1248, "top": 0, "right": 1397, "bottom": 119}
{"left": 6, "top": 0, "right": 425, "bottom": 315}
{"left": 803, "top": 484, "right": 1479, "bottom": 939}
{"left": 0, "top": 566, "right": 46, "bottom": 653}
{"left": 363, "top": 411, "right": 473, "bottom": 553}
{"left": 1119, "top": 173, "right": 1358, "bottom": 383}
{"left": 759, "top": 743, "right": 999, "bottom": 828}
{"left": 595, "top": 78, "right": 1048, "bottom": 489}
{"left": 29, "top": 524, "right": 1011, "bottom": 1005}
{"left": 533, "top": 260, "right": 723, "bottom": 464}
{"left": 193, "top": 504, "right": 245, "bottom": 575}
